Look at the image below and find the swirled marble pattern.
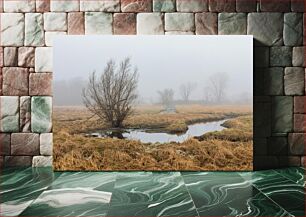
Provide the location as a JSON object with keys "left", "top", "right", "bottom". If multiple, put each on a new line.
{"left": 19, "top": 172, "right": 116, "bottom": 216}
{"left": 182, "top": 172, "right": 291, "bottom": 217}
{"left": 0, "top": 167, "right": 58, "bottom": 216}
{"left": 108, "top": 172, "right": 198, "bottom": 216}
{"left": 240, "top": 170, "right": 305, "bottom": 217}
{"left": 275, "top": 167, "right": 305, "bottom": 187}
{"left": 20, "top": 188, "right": 111, "bottom": 216}
{"left": 0, "top": 167, "right": 305, "bottom": 216}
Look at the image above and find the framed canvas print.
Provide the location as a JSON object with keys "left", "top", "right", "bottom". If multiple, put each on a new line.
{"left": 53, "top": 35, "right": 253, "bottom": 171}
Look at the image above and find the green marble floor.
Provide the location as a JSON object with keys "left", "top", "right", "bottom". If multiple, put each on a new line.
{"left": 0, "top": 167, "right": 305, "bottom": 216}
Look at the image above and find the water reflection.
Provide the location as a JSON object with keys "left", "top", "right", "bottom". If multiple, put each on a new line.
{"left": 92, "top": 119, "right": 229, "bottom": 144}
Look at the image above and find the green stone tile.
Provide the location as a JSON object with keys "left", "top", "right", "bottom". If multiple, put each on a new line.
{"left": 111, "top": 182, "right": 190, "bottom": 205}
{"left": 111, "top": 172, "right": 186, "bottom": 204}
{"left": 107, "top": 199, "right": 198, "bottom": 217}
{"left": 19, "top": 172, "right": 116, "bottom": 216}
{"left": 240, "top": 170, "right": 305, "bottom": 216}
{"left": 196, "top": 188, "right": 289, "bottom": 217}
{"left": 31, "top": 96, "right": 52, "bottom": 133}
{"left": 0, "top": 167, "right": 32, "bottom": 184}
{"left": 2, "top": 170, "right": 303, "bottom": 217}
{"left": 153, "top": 0, "right": 176, "bottom": 12}
{"left": 274, "top": 167, "right": 305, "bottom": 187}
{"left": 115, "top": 171, "right": 182, "bottom": 183}
{"left": 48, "top": 172, "right": 116, "bottom": 191}
{"left": 181, "top": 171, "right": 243, "bottom": 187}
{"left": 0, "top": 96, "right": 19, "bottom": 132}
{"left": 0, "top": 167, "right": 57, "bottom": 216}
{"left": 19, "top": 189, "right": 111, "bottom": 216}
{"left": 183, "top": 172, "right": 289, "bottom": 216}
{"left": 109, "top": 172, "right": 199, "bottom": 216}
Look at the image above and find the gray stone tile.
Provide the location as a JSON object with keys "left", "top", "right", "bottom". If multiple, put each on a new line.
{"left": 270, "top": 46, "right": 292, "bottom": 67}
{"left": 248, "top": 13, "right": 283, "bottom": 46}
{"left": 218, "top": 13, "right": 247, "bottom": 35}
{"left": 284, "top": 13, "right": 303, "bottom": 46}
{"left": 284, "top": 67, "right": 305, "bottom": 95}
{"left": 264, "top": 67, "right": 284, "bottom": 95}
{"left": 272, "top": 96, "right": 293, "bottom": 133}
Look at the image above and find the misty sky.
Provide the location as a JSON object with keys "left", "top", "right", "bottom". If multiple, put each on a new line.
{"left": 53, "top": 35, "right": 253, "bottom": 105}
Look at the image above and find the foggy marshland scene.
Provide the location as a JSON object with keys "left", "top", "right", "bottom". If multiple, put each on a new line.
{"left": 53, "top": 36, "right": 253, "bottom": 171}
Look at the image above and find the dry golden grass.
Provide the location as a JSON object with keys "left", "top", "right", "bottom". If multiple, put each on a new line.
{"left": 166, "top": 120, "right": 188, "bottom": 133}
{"left": 53, "top": 136, "right": 252, "bottom": 171}
{"left": 53, "top": 104, "right": 253, "bottom": 171}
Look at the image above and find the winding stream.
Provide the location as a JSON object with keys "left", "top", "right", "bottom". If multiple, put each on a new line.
{"left": 91, "top": 119, "right": 229, "bottom": 144}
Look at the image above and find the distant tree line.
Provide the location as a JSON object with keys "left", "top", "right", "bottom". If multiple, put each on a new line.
{"left": 158, "top": 72, "right": 235, "bottom": 110}
{"left": 55, "top": 69, "right": 250, "bottom": 111}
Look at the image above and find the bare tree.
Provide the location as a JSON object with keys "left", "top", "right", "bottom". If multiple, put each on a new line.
{"left": 179, "top": 82, "right": 197, "bottom": 103}
{"left": 82, "top": 57, "right": 138, "bottom": 128}
{"left": 157, "top": 88, "right": 175, "bottom": 110}
{"left": 209, "top": 72, "right": 229, "bottom": 103}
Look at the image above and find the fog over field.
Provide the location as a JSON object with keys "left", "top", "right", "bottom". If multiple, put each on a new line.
{"left": 54, "top": 36, "right": 253, "bottom": 106}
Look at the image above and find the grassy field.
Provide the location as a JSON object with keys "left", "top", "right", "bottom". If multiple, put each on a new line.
{"left": 53, "top": 104, "right": 253, "bottom": 171}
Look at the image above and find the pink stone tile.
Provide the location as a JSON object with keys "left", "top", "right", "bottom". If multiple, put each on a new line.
{"left": 301, "top": 156, "right": 305, "bottom": 167}
{"left": 4, "top": 47, "right": 18, "bottom": 66}
{"left": 29, "top": 73, "right": 52, "bottom": 96}
{"left": 279, "top": 156, "right": 301, "bottom": 167}
{"left": 291, "top": 0, "right": 305, "bottom": 12}
{"left": 121, "top": 0, "right": 152, "bottom": 12}
{"left": 18, "top": 47, "right": 35, "bottom": 67}
{"left": 260, "top": 0, "right": 290, "bottom": 12}
{"left": 294, "top": 114, "right": 306, "bottom": 132}
{"left": 20, "top": 96, "right": 31, "bottom": 132}
{"left": 304, "top": 14, "right": 306, "bottom": 45}
{"left": 288, "top": 133, "right": 305, "bottom": 155}
{"left": 0, "top": 68, "right": 2, "bottom": 95}
{"left": 0, "top": 47, "right": 3, "bottom": 67}
{"left": 0, "top": 133, "right": 10, "bottom": 155}
{"left": 4, "top": 156, "right": 33, "bottom": 167}
{"left": 68, "top": 12, "right": 85, "bottom": 35}
{"left": 2, "top": 67, "right": 29, "bottom": 96}
{"left": 208, "top": 0, "right": 235, "bottom": 12}
{"left": 294, "top": 96, "right": 306, "bottom": 113}
{"left": 36, "top": 0, "right": 50, "bottom": 12}
{"left": 195, "top": 12, "right": 217, "bottom": 35}
{"left": 236, "top": 0, "right": 256, "bottom": 12}
{"left": 114, "top": 13, "right": 136, "bottom": 35}
{"left": 11, "top": 133, "right": 39, "bottom": 155}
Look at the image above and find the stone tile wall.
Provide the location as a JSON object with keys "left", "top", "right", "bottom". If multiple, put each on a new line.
{"left": 0, "top": 0, "right": 305, "bottom": 169}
